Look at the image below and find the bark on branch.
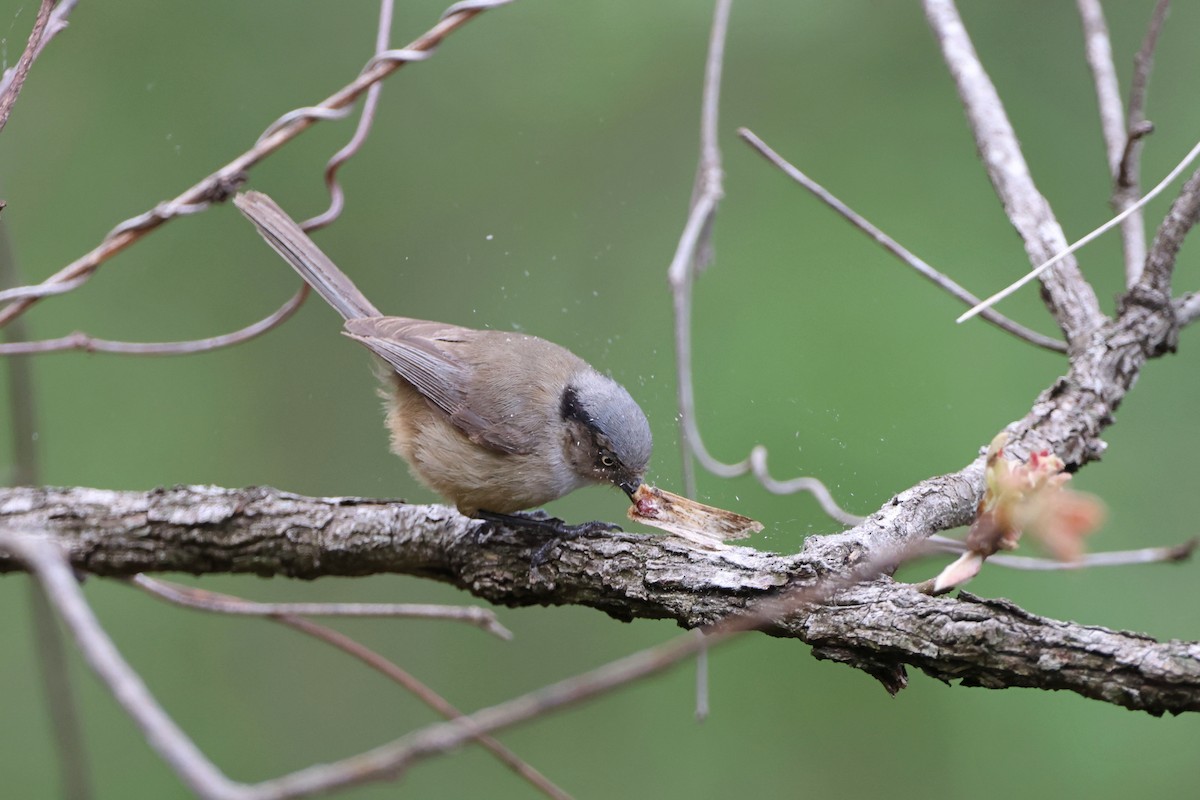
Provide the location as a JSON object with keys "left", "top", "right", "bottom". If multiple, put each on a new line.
{"left": 2, "top": 483, "right": 1197, "bottom": 716}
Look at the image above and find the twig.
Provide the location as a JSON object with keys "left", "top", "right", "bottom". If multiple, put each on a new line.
{"left": 923, "top": 0, "right": 1104, "bottom": 342}
{"left": 1176, "top": 291, "right": 1200, "bottom": 327}
{"left": 1076, "top": 0, "right": 1149, "bottom": 283}
{"left": 0, "top": 287, "right": 308, "bottom": 356}
{"left": 1115, "top": 0, "right": 1169, "bottom": 286}
{"left": 676, "top": 0, "right": 735, "bottom": 724}
{"left": 958, "top": 139, "right": 1200, "bottom": 323}
{"left": 0, "top": 533, "right": 241, "bottom": 799}
{"left": 28, "top": 577, "right": 93, "bottom": 800}
{"left": 737, "top": 128, "right": 1066, "bottom": 353}
{"left": 0, "top": 0, "right": 54, "bottom": 135}
{"left": 133, "top": 573, "right": 567, "bottom": 797}
{"left": 277, "top": 616, "right": 571, "bottom": 800}
{"left": 1136, "top": 165, "right": 1200, "bottom": 301}
{"left": 0, "top": 0, "right": 513, "bottom": 330}
{"left": 129, "top": 575, "right": 511, "bottom": 639}
{"left": 926, "top": 533, "right": 1196, "bottom": 570}
{"left": 301, "top": 0, "right": 394, "bottom": 232}
{"left": 672, "top": 0, "right": 731, "bottom": 499}
{"left": 1076, "top": 0, "right": 1125, "bottom": 176}
{"left": 234, "top": 540, "right": 915, "bottom": 800}
{"left": 0, "top": 219, "right": 40, "bottom": 483}
{"left": 667, "top": 1, "right": 860, "bottom": 525}
{"left": 0, "top": 0, "right": 78, "bottom": 99}
{"left": 0, "top": 287, "right": 309, "bottom": 356}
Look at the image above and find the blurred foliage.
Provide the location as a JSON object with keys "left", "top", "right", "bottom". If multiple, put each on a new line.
{"left": 1, "top": 1, "right": 1199, "bottom": 797}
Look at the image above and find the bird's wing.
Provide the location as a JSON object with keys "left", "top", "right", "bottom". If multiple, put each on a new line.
{"left": 342, "top": 317, "right": 534, "bottom": 455}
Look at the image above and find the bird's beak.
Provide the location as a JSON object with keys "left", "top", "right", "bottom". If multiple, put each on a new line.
{"left": 619, "top": 478, "right": 643, "bottom": 501}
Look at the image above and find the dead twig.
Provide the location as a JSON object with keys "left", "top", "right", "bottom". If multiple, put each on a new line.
{"left": 668, "top": 0, "right": 861, "bottom": 526}
{"left": 924, "top": 0, "right": 1104, "bottom": 342}
{"left": 129, "top": 575, "right": 511, "bottom": 639}
{"left": 276, "top": 617, "right": 571, "bottom": 800}
{"left": 0, "top": 0, "right": 512, "bottom": 331}
{"left": 0, "top": 0, "right": 55, "bottom": 135}
{"left": 0, "top": 286, "right": 309, "bottom": 356}
{"left": 737, "top": 128, "right": 1066, "bottom": 354}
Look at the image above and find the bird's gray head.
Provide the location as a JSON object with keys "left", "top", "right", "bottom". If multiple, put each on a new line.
{"left": 559, "top": 370, "right": 652, "bottom": 498}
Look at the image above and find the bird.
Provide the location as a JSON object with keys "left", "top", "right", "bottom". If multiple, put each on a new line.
{"left": 234, "top": 191, "right": 653, "bottom": 539}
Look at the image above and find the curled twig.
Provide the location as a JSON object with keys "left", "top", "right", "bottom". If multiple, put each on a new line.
{"left": 0, "top": 0, "right": 512, "bottom": 331}
{"left": 0, "top": 286, "right": 308, "bottom": 356}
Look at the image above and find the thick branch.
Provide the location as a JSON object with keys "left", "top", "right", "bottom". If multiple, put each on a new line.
{"left": 1, "top": 484, "right": 1195, "bottom": 715}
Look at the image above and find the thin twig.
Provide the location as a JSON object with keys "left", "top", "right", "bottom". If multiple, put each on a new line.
{"left": 0, "top": 0, "right": 512, "bottom": 330}
{"left": 1, "top": 522, "right": 910, "bottom": 800}
{"left": 677, "top": 0, "right": 734, "bottom": 724}
{"left": 958, "top": 139, "right": 1200, "bottom": 323}
{"left": 301, "top": 0, "right": 394, "bottom": 232}
{"left": 129, "top": 575, "right": 511, "bottom": 639}
{"left": 673, "top": 0, "right": 731, "bottom": 499}
{"left": 0, "top": 0, "right": 55, "bottom": 135}
{"left": 0, "top": 533, "right": 242, "bottom": 800}
{"left": 28, "top": 578, "right": 93, "bottom": 800}
{"left": 0, "top": 286, "right": 309, "bottom": 356}
{"left": 924, "top": 0, "right": 1104, "bottom": 342}
{"left": 0, "top": 0, "right": 78, "bottom": 99}
{"left": 277, "top": 616, "right": 571, "bottom": 800}
{"left": 1176, "top": 291, "right": 1200, "bottom": 327}
{"left": 667, "top": 1, "right": 860, "bottom": 525}
{"left": 926, "top": 533, "right": 1196, "bottom": 570}
{"left": 1075, "top": 0, "right": 1149, "bottom": 283}
{"left": 240, "top": 541, "right": 913, "bottom": 800}
{"left": 738, "top": 128, "right": 1067, "bottom": 353}
{"left": 0, "top": 0, "right": 394, "bottom": 359}
{"left": 1076, "top": 0, "right": 1126, "bottom": 176}
{"left": 0, "top": 219, "right": 40, "bottom": 483}
{"left": 1114, "top": 0, "right": 1171, "bottom": 286}
{"left": 1137, "top": 165, "right": 1200, "bottom": 300}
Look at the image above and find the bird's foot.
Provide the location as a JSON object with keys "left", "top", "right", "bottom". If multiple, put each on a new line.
{"left": 475, "top": 510, "right": 623, "bottom": 566}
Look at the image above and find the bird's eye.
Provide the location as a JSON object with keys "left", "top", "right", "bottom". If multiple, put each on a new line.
{"left": 599, "top": 453, "right": 616, "bottom": 468}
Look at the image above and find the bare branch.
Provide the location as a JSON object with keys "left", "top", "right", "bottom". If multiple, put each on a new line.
{"left": 2, "top": 482, "right": 1196, "bottom": 715}
{"left": 301, "top": 0, "right": 394, "bottom": 232}
{"left": 0, "top": 0, "right": 54, "bottom": 135}
{"left": 1076, "top": 0, "right": 1125, "bottom": 175}
{"left": 1115, "top": 0, "right": 1170, "bottom": 285}
{"left": 0, "top": 286, "right": 309, "bottom": 357}
{"left": 1136, "top": 165, "right": 1200, "bottom": 304}
{"left": 737, "top": 128, "right": 1066, "bottom": 353}
{"left": 0, "top": 0, "right": 512, "bottom": 330}
{"left": 923, "top": 0, "right": 1104, "bottom": 342}
{"left": 1176, "top": 290, "right": 1200, "bottom": 327}
{"left": 228, "top": 541, "right": 914, "bottom": 799}
{"left": 1076, "top": 0, "right": 1150, "bottom": 282}
{"left": 0, "top": 219, "right": 40, "bottom": 483}
{"left": 671, "top": 0, "right": 731, "bottom": 498}
{"left": 0, "top": 0, "right": 78, "bottom": 99}
{"left": 27, "top": 578, "right": 93, "bottom": 799}
{"left": 668, "top": 1, "right": 859, "bottom": 525}
{"left": 927, "top": 533, "right": 1196, "bottom": 570}
{"left": 129, "top": 575, "right": 511, "bottom": 639}
{"left": 958, "top": 139, "right": 1200, "bottom": 324}
{"left": 275, "top": 616, "right": 572, "bottom": 800}
{"left": 0, "top": 533, "right": 241, "bottom": 799}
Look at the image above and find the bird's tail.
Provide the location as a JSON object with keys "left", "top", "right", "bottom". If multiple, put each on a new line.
{"left": 234, "top": 191, "right": 381, "bottom": 320}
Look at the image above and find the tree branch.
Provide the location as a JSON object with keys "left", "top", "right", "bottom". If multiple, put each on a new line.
{"left": 1, "top": 483, "right": 1195, "bottom": 715}
{"left": 923, "top": 0, "right": 1105, "bottom": 343}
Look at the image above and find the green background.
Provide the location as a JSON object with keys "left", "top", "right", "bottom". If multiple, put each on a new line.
{"left": 2, "top": 1, "right": 1199, "bottom": 797}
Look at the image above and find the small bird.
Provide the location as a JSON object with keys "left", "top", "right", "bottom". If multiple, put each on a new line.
{"left": 234, "top": 191, "right": 652, "bottom": 537}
